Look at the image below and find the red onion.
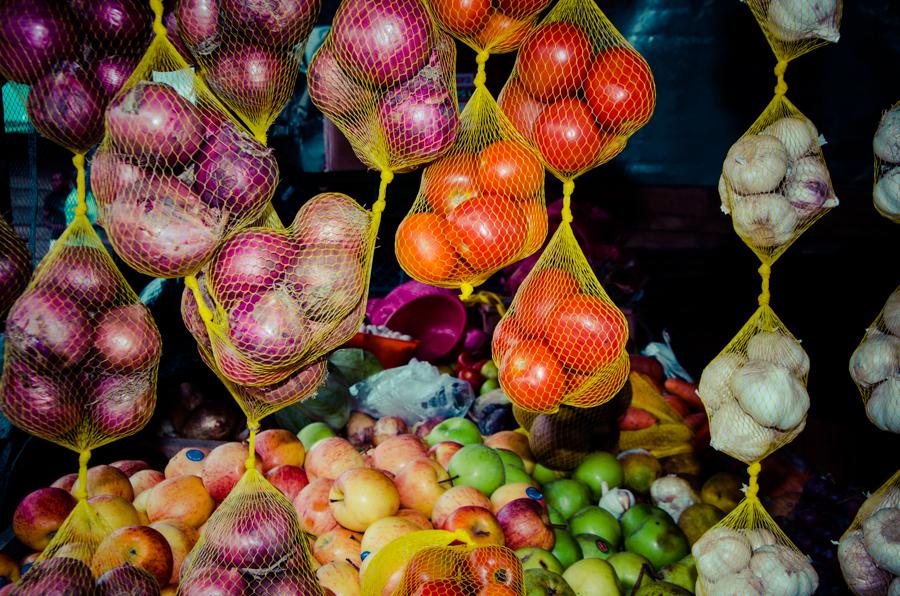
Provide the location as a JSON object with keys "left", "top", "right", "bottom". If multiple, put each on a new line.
{"left": 291, "top": 192, "right": 370, "bottom": 253}
{"left": 208, "top": 336, "right": 298, "bottom": 386}
{"left": 6, "top": 554, "right": 93, "bottom": 594}
{"left": 244, "top": 358, "right": 326, "bottom": 407}
{"left": 316, "top": 297, "right": 365, "bottom": 353}
{"left": 93, "top": 55, "right": 139, "bottom": 97}
{"left": 0, "top": 0, "right": 78, "bottom": 84}
{"left": 307, "top": 43, "right": 374, "bottom": 119}
{"left": 89, "top": 372, "right": 155, "bottom": 437}
{"left": 90, "top": 152, "right": 145, "bottom": 208}
{"left": 179, "top": 400, "right": 239, "bottom": 439}
{"left": 175, "top": 0, "right": 219, "bottom": 55}
{"left": 331, "top": 0, "right": 433, "bottom": 87}
{"left": 164, "top": 9, "right": 195, "bottom": 65}
{"left": 220, "top": 0, "right": 319, "bottom": 48}
{"left": 0, "top": 359, "right": 80, "bottom": 437}
{"left": 180, "top": 568, "right": 247, "bottom": 596}
{"left": 208, "top": 229, "right": 294, "bottom": 308}
{"left": 181, "top": 275, "right": 213, "bottom": 350}
{"left": 204, "top": 505, "right": 296, "bottom": 570}
{"left": 105, "top": 81, "right": 203, "bottom": 167}
{"left": 6, "top": 288, "right": 91, "bottom": 369}
{"left": 69, "top": 0, "right": 151, "bottom": 45}
{"left": 228, "top": 288, "right": 312, "bottom": 366}
{"left": 92, "top": 304, "right": 162, "bottom": 373}
{"left": 37, "top": 245, "right": 119, "bottom": 308}
{"left": 96, "top": 565, "right": 160, "bottom": 596}
{"left": 0, "top": 227, "right": 32, "bottom": 320}
{"left": 204, "top": 45, "right": 297, "bottom": 116}
{"left": 253, "top": 575, "right": 321, "bottom": 594}
{"left": 288, "top": 251, "right": 364, "bottom": 321}
{"left": 26, "top": 62, "right": 105, "bottom": 152}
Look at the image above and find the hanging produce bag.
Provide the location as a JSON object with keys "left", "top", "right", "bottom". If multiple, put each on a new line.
{"left": 91, "top": 1, "right": 278, "bottom": 278}
{"left": 0, "top": 216, "right": 32, "bottom": 321}
{"left": 174, "top": 0, "right": 320, "bottom": 140}
{"left": 837, "top": 469, "right": 900, "bottom": 595}
{"left": 849, "top": 286, "right": 900, "bottom": 434}
{"left": 426, "top": 0, "right": 550, "bottom": 54}
{"left": 873, "top": 102, "right": 900, "bottom": 222}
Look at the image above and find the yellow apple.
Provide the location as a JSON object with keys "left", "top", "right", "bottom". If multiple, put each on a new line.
{"left": 329, "top": 468, "right": 400, "bottom": 532}
{"left": 146, "top": 475, "right": 214, "bottom": 528}
{"left": 393, "top": 458, "right": 451, "bottom": 518}
{"left": 431, "top": 485, "right": 492, "bottom": 528}
{"left": 360, "top": 516, "right": 419, "bottom": 555}
{"left": 88, "top": 495, "right": 140, "bottom": 531}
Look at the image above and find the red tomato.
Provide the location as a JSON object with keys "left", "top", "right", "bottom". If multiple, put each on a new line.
{"left": 497, "top": 80, "right": 545, "bottom": 142}
{"left": 564, "top": 351, "right": 630, "bottom": 407}
{"left": 496, "top": 0, "right": 552, "bottom": 18}
{"left": 467, "top": 547, "right": 523, "bottom": 589}
{"left": 477, "top": 13, "right": 532, "bottom": 52}
{"left": 395, "top": 212, "right": 459, "bottom": 284}
{"left": 546, "top": 295, "right": 628, "bottom": 374}
{"left": 499, "top": 339, "right": 567, "bottom": 412}
{"left": 583, "top": 47, "right": 656, "bottom": 133}
{"left": 413, "top": 579, "right": 467, "bottom": 596}
{"left": 515, "top": 269, "right": 580, "bottom": 329}
{"left": 477, "top": 140, "right": 544, "bottom": 200}
{"left": 431, "top": 0, "right": 492, "bottom": 36}
{"left": 492, "top": 315, "right": 530, "bottom": 361}
{"left": 520, "top": 198, "right": 548, "bottom": 256}
{"left": 515, "top": 23, "right": 591, "bottom": 101}
{"left": 534, "top": 98, "right": 614, "bottom": 174}
{"left": 448, "top": 195, "right": 527, "bottom": 272}
{"left": 423, "top": 155, "right": 479, "bottom": 216}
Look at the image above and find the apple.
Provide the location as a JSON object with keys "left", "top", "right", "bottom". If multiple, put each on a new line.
{"left": 50, "top": 473, "right": 78, "bottom": 491}
{"left": 180, "top": 567, "right": 247, "bottom": 595}
{"left": 442, "top": 506, "right": 505, "bottom": 546}
{"left": 95, "top": 563, "right": 159, "bottom": 595}
{"left": 314, "top": 527, "right": 363, "bottom": 566}
{"left": 562, "top": 558, "right": 621, "bottom": 596}
{"left": 623, "top": 517, "right": 689, "bottom": 571}
{"left": 532, "top": 464, "right": 568, "bottom": 486}
{"left": 132, "top": 489, "right": 151, "bottom": 525}
{"left": 255, "top": 429, "right": 306, "bottom": 471}
{"left": 203, "top": 502, "right": 297, "bottom": 570}
{"left": 317, "top": 561, "right": 360, "bottom": 596}
{"left": 88, "top": 495, "right": 140, "bottom": 531}
{"left": 426, "top": 417, "right": 482, "bottom": 447}
{"left": 329, "top": 468, "right": 400, "bottom": 532}
{"left": 11, "top": 557, "right": 94, "bottom": 594}
{"left": 503, "top": 466, "right": 536, "bottom": 487}
{"left": 305, "top": 437, "right": 365, "bottom": 481}
{"left": 150, "top": 520, "right": 197, "bottom": 584}
{"left": 431, "top": 486, "right": 493, "bottom": 528}
{"left": 346, "top": 411, "right": 377, "bottom": 449}
{"left": 72, "top": 465, "right": 134, "bottom": 500}
{"left": 371, "top": 434, "right": 428, "bottom": 476}
{"left": 293, "top": 478, "right": 338, "bottom": 536}
{"left": 298, "top": 421, "right": 337, "bottom": 450}
{"left": 109, "top": 460, "right": 150, "bottom": 476}
{"left": 572, "top": 453, "right": 623, "bottom": 501}
{"left": 12, "top": 487, "right": 77, "bottom": 550}
{"left": 575, "top": 534, "right": 616, "bottom": 560}
{"left": 607, "top": 552, "right": 651, "bottom": 591}
{"left": 413, "top": 417, "right": 446, "bottom": 441}
{"left": 496, "top": 499, "right": 554, "bottom": 550}
{"left": 516, "top": 548, "right": 564, "bottom": 574}
{"left": 491, "top": 483, "right": 537, "bottom": 513}
{"left": 264, "top": 465, "right": 309, "bottom": 502}
{"left": 448, "top": 445, "right": 505, "bottom": 496}
{"left": 361, "top": 516, "right": 419, "bottom": 555}
{"left": 373, "top": 416, "right": 408, "bottom": 445}
{"left": 146, "top": 475, "right": 215, "bottom": 528}
{"left": 92, "top": 525, "right": 173, "bottom": 585}
{"left": 165, "top": 448, "right": 209, "bottom": 478}
{"left": 495, "top": 449, "right": 525, "bottom": 470}
{"left": 394, "top": 457, "right": 451, "bottom": 517}
{"left": 551, "top": 529, "right": 580, "bottom": 569}
{"left": 543, "top": 480, "right": 592, "bottom": 521}
{"left": 568, "top": 507, "right": 622, "bottom": 548}
{"left": 201, "top": 442, "right": 261, "bottom": 502}
{"left": 468, "top": 546, "right": 523, "bottom": 589}
{"left": 620, "top": 504, "right": 672, "bottom": 537}
{"left": 618, "top": 452, "right": 661, "bottom": 495}
{"left": 428, "top": 441, "right": 464, "bottom": 469}
{"left": 54, "top": 542, "right": 93, "bottom": 565}
{"left": 524, "top": 568, "right": 575, "bottom": 596}
{"left": 700, "top": 472, "right": 743, "bottom": 514}
{"left": 485, "top": 431, "right": 535, "bottom": 474}
{"left": 130, "top": 469, "right": 165, "bottom": 497}
{"left": 0, "top": 553, "right": 19, "bottom": 584}
{"left": 396, "top": 508, "right": 433, "bottom": 530}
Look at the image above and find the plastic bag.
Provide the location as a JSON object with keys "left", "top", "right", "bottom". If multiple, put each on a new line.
{"left": 873, "top": 102, "right": 900, "bottom": 223}
{"left": 619, "top": 372, "right": 694, "bottom": 460}
{"left": 174, "top": 0, "right": 320, "bottom": 140}
{"left": 849, "top": 286, "right": 900, "bottom": 434}
{"left": 0, "top": 215, "right": 32, "bottom": 321}
{"left": 349, "top": 359, "right": 475, "bottom": 425}
{"left": 426, "top": 0, "right": 549, "bottom": 55}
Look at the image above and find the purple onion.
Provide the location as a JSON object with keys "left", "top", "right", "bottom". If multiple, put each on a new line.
{"left": 96, "top": 564, "right": 160, "bottom": 596}
{"left": 164, "top": 9, "right": 196, "bottom": 65}
{"left": 220, "top": 0, "right": 320, "bottom": 48}
{"left": 26, "top": 61, "right": 105, "bottom": 152}
{"left": 203, "top": 503, "right": 296, "bottom": 570}
{"left": 208, "top": 228, "right": 294, "bottom": 308}
{"left": 0, "top": 0, "right": 78, "bottom": 84}
{"left": 180, "top": 567, "right": 246, "bottom": 596}
{"left": 291, "top": 192, "right": 370, "bottom": 253}
{"left": 181, "top": 273, "right": 214, "bottom": 351}
{"left": 251, "top": 574, "right": 321, "bottom": 594}
{"left": 288, "top": 250, "right": 364, "bottom": 321}
{"left": 70, "top": 0, "right": 151, "bottom": 45}
{"left": 89, "top": 372, "right": 156, "bottom": 437}
{"left": 10, "top": 557, "right": 94, "bottom": 594}
{"left": 90, "top": 151, "right": 145, "bottom": 207}
{"left": 204, "top": 45, "right": 297, "bottom": 116}
{"left": 92, "top": 304, "right": 162, "bottom": 373}
{"left": 0, "top": 359, "right": 80, "bottom": 437}
{"left": 6, "top": 287, "right": 91, "bottom": 368}
{"left": 175, "top": 0, "right": 219, "bottom": 55}
{"left": 93, "top": 55, "right": 139, "bottom": 97}
{"left": 0, "top": 225, "right": 32, "bottom": 320}
{"left": 307, "top": 43, "right": 374, "bottom": 119}
{"left": 37, "top": 245, "right": 119, "bottom": 308}
{"left": 244, "top": 358, "right": 326, "bottom": 407}
{"left": 316, "top": 297, "right": 365, "bottom": 353}
{"left": 210, "top": 335, "right": 299, "bottom": 386}
{"left": 227, "top": 288, "right": 311, "bottom": 367}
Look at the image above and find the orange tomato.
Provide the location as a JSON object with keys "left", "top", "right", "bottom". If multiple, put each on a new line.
{"left": 477, "top": 140, "right": 544, "bottom": 201}
{"left": 396, "top": 213, "right": 459, "bottom": 284}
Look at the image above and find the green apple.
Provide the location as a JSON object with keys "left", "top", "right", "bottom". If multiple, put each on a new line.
{"left": 426, "top": 417, "right": 482, "bottom": 447}
{"left": 607, "top": 552, "right": 651, "bottom": 591}
{"left": 543, "top": 480, "right": 592, "bottom": 520}
{"left": 572, "top": 452, "right": 623, "bottom": 500}
{"left": 619, "top": 452, "right": 661, "bottom": 494}
{"left": 448, "top": 444, "right": 505, "bottom": 495}
{"left": 551, "top": 528, "right": 580, "bottom": 569}
{"left": 620, "top": 504, "right": 673, "bottom": 538}
{"left": 496, "top": 449, "right": 525, "bottom": 470}
{"left": 516, "top": 547, "right": 564, "bottom": 574}
{"left": 297, "top": 422, "right": 335, "bottom": 450}
{"left": 633, "top": 578, "right": 692, "bottom": 595}
{"left": 569, "top": 507, "right": 622, "bottom": 548}
{"left": 533, "top": 463, "right": 568, "bottom": 485}
{"left": 480, "top": 360, "right": 499, "bottom": 379}
{"left": 480, "top": 379, "right": 500, "bottom": 395}
{"left": 504, "top": 464, "right": 535, "bottom": 486}
{"left": 659, "top": 554, "right": 697, "bottom": 592}
{"left": 624, "top": 518, "right": 690, "bottom": 571}
{"left": 575, "top": 534, "right": 616, "bottom": 560}
{"left": 562, "top": 558, "right": 621, "bottom": 596}
{"left": 700, "top": 472, "right": 743, "bottom": 514}
{"left": 524, "top": 568, "right": 576, "bottom": 596}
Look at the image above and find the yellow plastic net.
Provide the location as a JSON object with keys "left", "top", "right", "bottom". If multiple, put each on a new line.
{"left": 619, "top": 372, "right": 694, "bottom": 459}
{"left": 849, "top": 286, "right": 900, "bottom": 434}
{"left": 693, "top": 464, "right": 819, "bottom": 596}
{"left": 0, "top": 215, "right": 32, "bottom": 321}
{"left": 91, "top": 1, "right": 278, "bottom": 279}
{"left": 837, "top": 469, "right": 900, "bottom": 594}
{"left": 743, "top": 0, "right": 842, "bottom": 63}
{"left": 174, "top": 0, "right": 320, "bottom": 139}
{"left": 396, "top": 84, "right": 547, "bottom": 297}
{"left": 426, "top": 0, "right": 548, "bottom": 55}
{"left": 873, "top": 101, "right": 900, "bottom": 223}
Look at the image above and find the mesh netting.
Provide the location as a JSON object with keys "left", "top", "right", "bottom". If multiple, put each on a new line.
{"left": 618, "top": 372, "right": 694, "bottom": 459}
{"left": 426, "top": 0, "right": 549, "bottom": 54}
{"left": 850, "top": 286, "right": 900, "bottom": 434}
{"left": 174, "top": 0, "right": 320, "bottom": 138}
{"left": 873, "top": 101, "right": 900, "bottom": 223}
{"left": 837, "top": 469, "right": 900, "bottom": 594}
{"left": 743, "top": 0, "right": 842, "bottom": 63}
{"left": 0, "top": 215, "right": 32, "bottom": 321}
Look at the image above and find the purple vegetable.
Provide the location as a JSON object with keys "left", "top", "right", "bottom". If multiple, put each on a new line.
{"left": 0, "top": 0, "right": 77, "bottom": 84}
{"left": 38, "top": 245, "right": 119, "bottom": 308}
{"left": 6, "top": 287, "right": 91, "bottom": 368}
{"left": 93, "top": 304, "right": 162, "bottom": 373}
{"left": 220, "top": 0, "right": 320, "bottom": 48}
{"left": 208, "top": 228, "right": 294, "bottom": 308}
{"left": 204, "top": 45, "right": 297, "bottom": 116}
{"left": 89, "top": 372, "right": 156, "bottom": 437}
{"left": 307, "top": 43, "right": 374, "bottom": 119}
{"left": 288, "top": 250, "right": 364, "bottom": 321}
{"left": 26, "top": 62, "right": 105, "bottom": 151}
{"left": 164, "top": 9, "right": 196, "bottom": 65}
{"left": 228, "top": 288, "right": 311, "bottom": 366}
{"left": 244, "top": 358, "right": 326, "bottom": 407}
{"left": 0, "top": 359, "right": 80, "bottom": 437}
{"left": 93, "top": 55, "right": 139, "bottom": 97}
{"left": 70, "top": 0, "right": 151, "bottom": 45}
{"left": 175, "top": 0, "right": 219, "bottom": 55}
{"left": 0, "top": 222, "right": 32, "bottom": 320}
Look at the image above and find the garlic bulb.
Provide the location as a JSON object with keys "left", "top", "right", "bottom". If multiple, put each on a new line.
{"left": 709, "top": 570, "right": 765, "bottom": 596}
{"left": 731, "top": 193, "right": 799, "bottom": 249}
{"left": 850, "top": 333, "right": 900, "bottom": 387}
{"left": 723, "top": 134, "right": 789, "bottom": 195}
{"left": 838, "top": 529, "right": 893, "bottom": 596}
{"left": 767, "top": 0, "right": 841, "bottom": 43}
{"left": 763, "top": 116, "right": 820, "bottom": 161}
{"left": 719, "top": 174, "right": 733, "bottom": 214}
{"left": 874, "top": 105, "right": 900, "bottom": 164}
{"left": 862, "top": 507, "right": 900, "bottom": 575}
{"left": 731, "top": 361, "right": 809, "bottom": 431}
{"left": 746, "top": 528, "right": 777, "bottom": 551}
{"left": 746, "top": 331, "right": 810, "bottom": 378}
{"left": 650, "top": 475, "right": 699, "bottom": 522}
{"left": 784, "top": 156, "right": 838, "bottom": 217}
{"left": 750, "top": 544, "right": 819, "bottom": 596}
{"left": 598, "top": 485, "right": 635, "bottom": 520}
{"left": 884, "top": 288, "right": 900, "bottom": 337}
{"left": 866, "top": 376, "right": 899, "bottom": 433}
{"left": 698, "top": 353, "right": 746, "bottom": 414}
{"left": 709, "top": 400, "right": 776, "bottom": 462}
{"left": 874, "top": 167, "right": 900, "bottom": 220}
{"left": 693, "top": 527, "right": 753, "bottom": 581}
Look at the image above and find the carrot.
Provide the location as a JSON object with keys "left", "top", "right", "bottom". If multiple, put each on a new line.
{"left": 630, "top": 355, "right": 664, "bottom": 383}
{"left": 663, "top": 395, "right": 691, "bottom": 418}
{"left": 664, "top": 378, "right": 703, "bottom": 409}
{"left": 619, "top": 407, "right": 657, "bottom": 430}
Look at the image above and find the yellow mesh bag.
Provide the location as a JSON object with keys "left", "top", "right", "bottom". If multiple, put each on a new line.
{"left": 91, "top": 2, "right": 278, "bottom": 279}
{"left": 693, "top": 464, "right": 819, "bottom": 596}
{"left": 426, "top": 0, "right": 549, "bottom": 55}
{"left": 492, "top": 210, "right": 630, "bottom": 414}
{"left": 618, "top": 372, "right": 694, "bottom": 459}
{"left": 873, "top": 101, "right": 900, "bottom": 223}
{"left": 179, "top": 465, "right": 322, "bottom": 595}
{"left": 174, "top": 0, "right": 320, "bottom": 139}
{"left": 743, "top": 0, "right": 842, "bottom": 63}
{"left": 395, "top": 84, "right": 547, "bottom": 297}
{"left": 0, "top": 215, "right": 32, "bottom": 321}
{"left": 837, "top": 469, "right": 900, "bottom": 594}
{"left": 849, "top": 286, "right": 900, "bottom": 434}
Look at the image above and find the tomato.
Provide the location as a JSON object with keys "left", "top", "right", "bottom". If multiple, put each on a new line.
{"left": 477, "top": 140, "right": 544, "bottom": 200}
{"left": 515, "top": 23, "right": 591, "bottom": 101}
{"left": 534, "top": 98, "right": 615, "bottom": 174}
{"left": 413, "top": 579, "right": 467, "bottom": 596}
{"left": 492, "top": 315, "right": 530, "bottom": 361}
{"left": 545, "top": 295, "right": 628, "bottom": 374}
{"left": 496, "top": 0, "right": 552, "bottom": 19}
{"left": 583, "top": 47, "right": 656, "bottom": 133}
{"left": 521, "top": 198, "right": 548, "bottom": 255}
{"left": 564, "top": 351, "right": 630, "bottom": 407}
{"left": 395, "top": 212, "right": 459, "bottom": 284}
{"left": 423, "top": 155, "right": 479, "bottom": 216}
{"left": 499, "top": 339, "right": 567, "bottom": 412}
{"left": 448, "top": 195, "right": 527, "bottom": 272}
{"left": 431, "top": 0, "right": 492, "bottom": 37}
{"left": 514, "top": 269, "right": 580, "bottom": 329}
{"left": 467, "top": 547, "right": 523, "bottom": 589}
{"left": 497, "top": 80, "right": 545, "bottom": 142}
{"left": 476, "top": 13, "right": 532, "bottom": 52}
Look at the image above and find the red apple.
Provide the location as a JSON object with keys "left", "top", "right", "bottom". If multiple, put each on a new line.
{"left": 414, "top": 417, "right": 447, "bottom": 441}
{"left": 72, "top": 465, "right": 134, "bottom": 500}
{"left": 50, "top": 473, "right": 78, "bottom": 491}
{"left": 442, "top": 506, "right": 505, "bottom": 547}
{"left": 394, "top": 457, "right": 452, "bottom": 518}
{"left": 467, "top": 546, "right": 523, "bottom": 589}
{"left": 12, "top": 487, "right": 77, "bottom": 550}
{"left": 109, "top": 460, "right": 150, "bottom": 476}
{"left": 265, "top": 465, "right": 309, "bottom": 502}
{"left": 428, "top": 441, "right": 464, "bottom": 470}
{"left": 490, "top": 483, "right": 536, "bottom": 514}
{"left": 405, "top": 553, "right": 461, "bottom": 587}
{"left": 313, "top": 527, "right": 363, "bottom": 566}
{"left": 305, "top": 437, "right": 365, "bottom": 481}
{"left": 146, "top": 475, "right": 215, "bottom": 528}
{"left": 253, "top": 573, "right": 322, "bottom": 594}
{"left": 92, "top": 525, "right": 174, "bottom": 586}
{"left": 373, "top": 416, "right": 408, "bottom": 445}
{"left": 316, "top": 561, "right": 360, "bottom": 596}
{"left": 130, "top": 469, "right": 165, "bottom": 497}
{"left": 254, "top": 429, "right": 306, "bottom": 472}
{"left": 201, "top": 442, "right": 260, "bottom": 502}
{"left": 329, "top": 468, "right": 400, "bottom": 532}
{"left": 293, "top": 478, "right": 338, "bottom": 536}
{"left": 370, "top": 434, "right": 428, "bottom": 476}
{"left": 204, "top": 501, "right": 297, "bottom": 571}
{"left": 495, "top": 499, "right": 554, "bottom": 550}
{"left": 180, "top": 567, "right": 247, "bottom": 595}
{"left": 432, "top": 486, "right": 493, "bottom": 529}
{"left": 150, "top": 520, "right": 197, "bottom": 585}
{"left": 397, "top": 508, "right": 433, "bottom": 530}
{"left": 413, "top": 578, "right": 467, "bottom": 596}
{"left": 347, "top": 411, "right": 377, "bottom": 449}
{"left": 165, "top": 448, "right": 210, "bottom": 479}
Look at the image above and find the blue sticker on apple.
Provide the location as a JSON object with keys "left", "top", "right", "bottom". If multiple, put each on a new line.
{"left": 525, "top": 487, "right": 543, "bottom": 500}
{"left": 360, "top": 551, "right": 370, "bottom": 561}
{"left": 186, "top": 449, "right": 205, "bottom": 462}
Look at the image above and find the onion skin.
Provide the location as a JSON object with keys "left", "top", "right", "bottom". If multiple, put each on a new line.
{"left": 93, "top": 55, "right": 139, "bottom": 98}
{"left": 89, "top": 372, "right": 156, "bottom": 437}
{"left": 204, "top": 45, "right": 297, "bottom": 116}
{"left": 244, "top": 358, "right": 327, "bottom": 407}
{"left": 181, "top": 274, "right": 214, "bottom": 351}
{"left": 164, "top": 9, "right": 195, "bottom": 65}
{"left": 6, "top": 288, "right": 91, "bottom": 369}
{"left": 227, "top": 289, "right": 312, "bottom": 367}
{"left": 37, "top": 245, "right": 119, "bottom": 308}
{"left": 206, "top": 337, "right": 299, "bottom": 386}
{"left": 0, "top": 359, "right": 80, "bottom": 437}
{"left": 0, "top": 228, "right": 33, "bottom": 320}
{"left": 291, "top": 193, "right": 370, "bottom": 253}
{"left": 316, "top": 297, "right": 365, "bottom": 354}
{"left": 0, "top": 0, "right": 78, "bottom": 84}
{"left": 308, "top": 44, "right": 374, "bottom": 120}
{"left": 175, "top": 0, "right": 219, "bottom": 55}
{"left": 90, "top": 152, "right": 145, "bottom": 207}
{"left": 69, "top": 0, "right": 151, "bottom": 45}
{"left": 92, "top": 304, "right": 162, "bottom": 373}
{"left": 208, "top": 229, "right": 295, "bottom": 308}
{"left": 26, "top": 62, "right": 105, "bottom": 152}
{"left": 220, "top": 0, "right": 319, "bottom": 48}
{"left": 288, "top": 251, "right": 364, "bottom": 322}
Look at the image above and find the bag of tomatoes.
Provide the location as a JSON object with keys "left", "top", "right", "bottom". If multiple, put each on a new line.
{"left": 427, "top": 0, "right": 550, "bottom": 56}
{"left": 395, "top": 85, "right": 547, "bottom": 297}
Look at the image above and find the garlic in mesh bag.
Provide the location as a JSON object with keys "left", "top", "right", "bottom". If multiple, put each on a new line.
{"left": 850, "top": 286, "right": 900, "bottom": 434}
{"left": 873, "top": 102, "right": 900, "bottom": 222}
{"left": 0, "top": 215, "right": 32, "bottom": 321}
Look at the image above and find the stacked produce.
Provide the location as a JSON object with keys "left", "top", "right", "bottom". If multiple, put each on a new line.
{"left": 850, "top": 286, "right": 900, "bottom": 434}
{"left": 427, "top": 0, "right": 550, "bottom": 54}
{"left": 873, "top": 102, "right": 900, "bottom": 222}
{"left": 0, "top": 216, "right": 32, "bottom": 321}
